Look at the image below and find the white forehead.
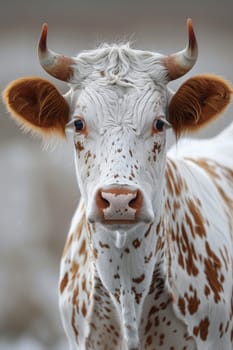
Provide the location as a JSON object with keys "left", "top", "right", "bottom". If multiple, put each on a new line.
{"left": 71, "top": 84, "right": 166, "bottom": 131}
{"left": 67, "top": 44, "right": 169, "bottom": 130}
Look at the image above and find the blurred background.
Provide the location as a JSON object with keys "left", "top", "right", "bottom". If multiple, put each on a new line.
{"left": 0, "top": 0, "right": 233, "bottom": 349}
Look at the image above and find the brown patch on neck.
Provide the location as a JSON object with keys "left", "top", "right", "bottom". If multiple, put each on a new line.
{"left": 60, "top": 272, "right": 68, "bottom": 294}
{"left": 193, "top": 317, "right": 210, "bottom": 341}
{"left": 186, "top": 199, "right": 206, "bottom": 238}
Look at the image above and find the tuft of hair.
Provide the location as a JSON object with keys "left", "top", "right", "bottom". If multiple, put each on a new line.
{"left": 169, "top": 74, "right": 233, "bottom": 138}
{"left": 71, "top": 43, "right": 167, "bottom": 87}
{"left": 2, "top": 77, "right": 70, "bottom": 139}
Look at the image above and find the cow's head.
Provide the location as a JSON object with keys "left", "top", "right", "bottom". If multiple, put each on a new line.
{"left": 3, "top": 20, "right": 232, "bottom": 233}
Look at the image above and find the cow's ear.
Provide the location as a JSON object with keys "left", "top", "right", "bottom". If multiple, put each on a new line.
{"left": 2, "top": 77, "right": 70, "bottom": 137}
{"left": 168, "top": 75, "right": 233, "bottom": 137}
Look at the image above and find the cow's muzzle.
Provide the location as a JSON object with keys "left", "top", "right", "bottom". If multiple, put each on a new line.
{"left": 94, "top": 186, "right": 144, "bottom": 224}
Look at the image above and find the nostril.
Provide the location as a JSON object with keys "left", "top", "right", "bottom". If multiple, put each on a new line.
{"left": 96, "top": 190, "right": 110, "bottom": 210}
{"left": 101, "top": 196, "right": 110, "bottom": 209}
{"left": 128, "top": 190, "right": 143, "bottom": 210}
{"left": 128, "top": 193, "right": 138, "bottom": 208}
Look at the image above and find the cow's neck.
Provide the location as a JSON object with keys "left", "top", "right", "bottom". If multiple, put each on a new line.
{"left": 85, "top": 159, "right": 186, "bottom": 348}
{"left": 88, "top": 203, "right": 168, "bottom": 348}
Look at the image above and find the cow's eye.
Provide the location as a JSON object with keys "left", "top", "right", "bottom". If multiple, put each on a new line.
{"left": 152, "top": 118, "right": 170, "bottom": 134}
{"left": 74, "top": 118, "right": 86, "bottom": 133}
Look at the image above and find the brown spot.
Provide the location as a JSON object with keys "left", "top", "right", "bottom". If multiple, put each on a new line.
{"left": 230, "top": 328, "right": 233, "bottom": 342}
{"left": 99, "top": 241, "right": 110, "bottom": 249}
{"left": 81, "top": 300, "right": 87, "bottom": 317}
{"left": 90, "top": 322, "right": 97, "bottom": 330}
{"left": 62, "top": 233, "right": 73, "bottom": 258}
{"left": 85, "top": 150, "right": 92, "bottom": 164}
{"left": 204, "top": 241, "right": 223, "bottom": 303}
{"left": 165, "top": 164, "right": 174, "bottom": 194}
{"left": 74, "top": 216, "right": 84, "bottom": 240}
{"left": 193, "top": 317, "right": 210, "bottom": 341}
{"left": 156, "top": 221, "right": 162, "bottom": 235}
{"left": 79, "top": 240, "right": 86, "bottom": 256}
{"left": 60, "top": 272, "right": 68, "bottom": 294}
{"left": 93, "top": 248, "right": 98, "bottom": 260}
{"left": 72, "top": 286, "right": 79, "bottom": 305}
{"left": 71, "top": 261, "right": 79, "bottom": 279}
{"left": 135, "top": 292, "right": 142, "bottom": 304}
{"left": 75, "top": 141, "right": 84, "bottom": 152}
{"left": 217, "top": 184, "right": 233, "bottom": 209}
{"left": 178, "top": 297, "right": 186, "bottom": 316}
{"left": 178, "top": 250, "right": 185, "bottom": 269}
{"left": 180, "top": 223, "right": 199, "bottom": 276}
{"left": 132, "top": 238, "right": 141, "bottom": 248}
{"left": 187, "top": 199, "right": 206, "bottom": 237}
{"left": 144, "top": 319, "right": 153, "bottom": 335}
{"left": 148, "top": 305, "right": 159, "bottom": 317}
{"left": 144, "top": 252, "right": 153, "bottom": 264}
{"left": 204, "top": 285, "right": 211, "bottom": 297}
{"left": 145, "top": 335, "right": 152, "bottom": 346}
{"left": 132, "top": 273, "right": 145, "bottom": 284}
{"left": 71, "top": 307, "right": 79, "bottom": 338}
{"left": 155, "top": 236, "right": 164, "bottom": 253}
{"left": 131, "top": 286, "right": 142, "bottom": 304}
{"left": 104, "top": 306, "right": 111, "bottom": 313}
{"left": 82, "top": 276, "right": 86, "bottom": 292}
{"left": 154, "top": 315, "right": 160, "bottom": 327}
{"left": 185, "top": 288, "right": 200, "bottom": 314}
{"left": 166, "top": 160, "right": 182, "bottom": 196}
{"left": 144, "top": 223, "right": 153, "bottom": 238}
{"left": 159, "top": 333, "right": 165, "bottom": 346}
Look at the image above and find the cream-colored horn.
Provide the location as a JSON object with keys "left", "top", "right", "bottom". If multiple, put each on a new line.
{"left": 162, "top": 19, "right": 198, "bottom": 81}
{"left": 38, "top": 23, "right": 76, "bottom": 82}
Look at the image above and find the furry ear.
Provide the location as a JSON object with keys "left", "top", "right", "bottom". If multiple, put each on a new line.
{"left": 2, "top": 77, "right": 70, "bottom": 137}
{"left": 168, "top": 74, "right": 233, "bottom": 137}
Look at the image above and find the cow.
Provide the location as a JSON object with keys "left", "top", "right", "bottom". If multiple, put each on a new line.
{"left": 2, "top": 19, "right": 233, "bottom": 350}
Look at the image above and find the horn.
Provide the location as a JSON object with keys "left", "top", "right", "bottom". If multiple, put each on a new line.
{"left": 38, "top": 23, "right": 76, "bottom": 82}
{"left": 162, "top": 18, "right": 198, "bottom": 81}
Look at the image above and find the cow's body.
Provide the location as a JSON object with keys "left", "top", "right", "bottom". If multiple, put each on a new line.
{"left": 59, "top": 123, "right": 233, "bottom": 350}
{"left": 3, "top": 20, "right": 233, "bottom": 350}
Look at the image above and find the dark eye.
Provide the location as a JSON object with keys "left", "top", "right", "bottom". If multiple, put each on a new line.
{"left": 74, "top": 118, "right": 86, "bottom": 133}
{"left": 153, "top": 119, "right": 165, "bottom": 133}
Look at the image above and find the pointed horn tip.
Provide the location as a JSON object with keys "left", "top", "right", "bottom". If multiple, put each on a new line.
{"left": 187, "top": 18, "right": 193, "bottom": 28}
{"left": 187, "top": 18, "right": 197, "bottom": 52}
{"left": 39, "top": 23, "right": 48, "bottom": 53}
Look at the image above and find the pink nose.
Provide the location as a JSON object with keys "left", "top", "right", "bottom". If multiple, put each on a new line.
{"left": 96, "top": 187, "right": 143, "bottom": 222}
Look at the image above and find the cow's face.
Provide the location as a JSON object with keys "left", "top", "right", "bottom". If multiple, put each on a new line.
{"left": 3, "top": 20, "right": 232, "bottom": 233}
{"left": 68, "top": 80, "right": 170, "bottom": 230}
